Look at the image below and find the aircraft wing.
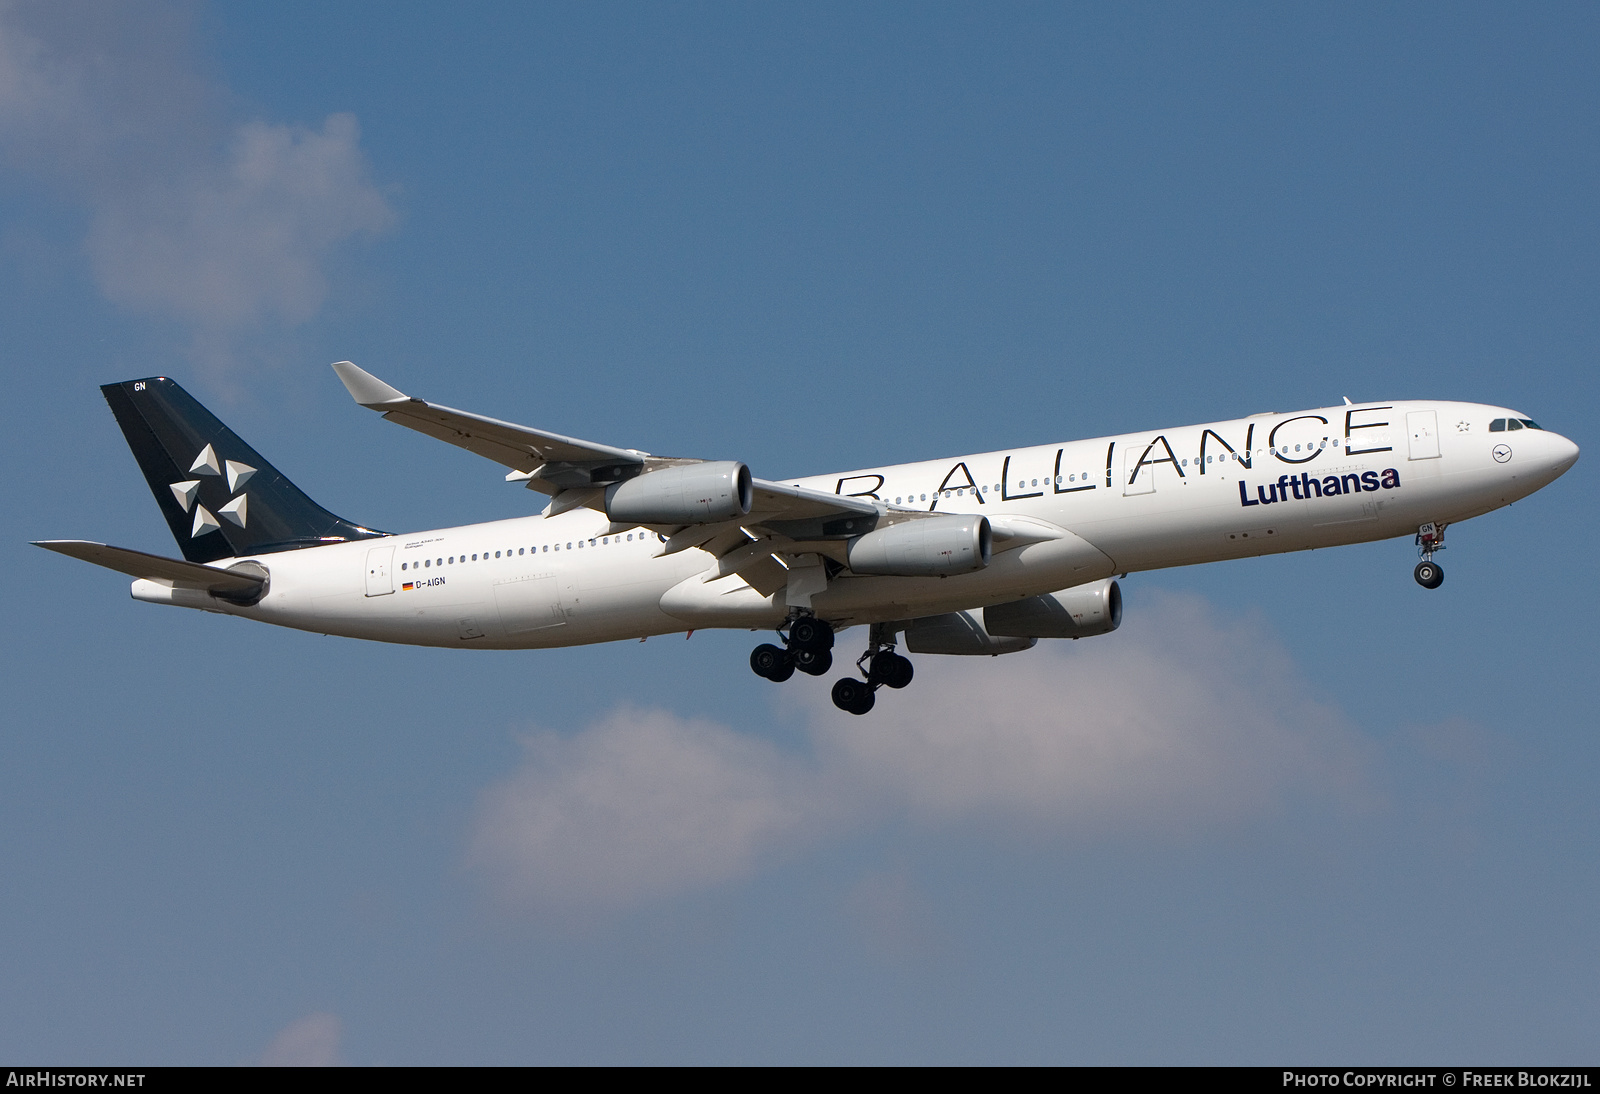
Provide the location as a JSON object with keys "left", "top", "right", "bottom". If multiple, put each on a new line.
{"left": 332, "top": 361, "right": 646, "bottom": 480}
{"left": 33, "top": 540, "right": 268, "bottom": 595}
{"left": 331, "top": 362, "right": 883, "bottom": 528}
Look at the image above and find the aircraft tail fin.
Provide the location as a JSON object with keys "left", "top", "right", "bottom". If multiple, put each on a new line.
{"left": 101, "top": 377, "right": 386, "bottom": 563}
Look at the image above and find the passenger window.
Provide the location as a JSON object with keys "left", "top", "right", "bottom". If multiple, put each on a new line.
{"left": 1508, "top": 419, "right": 1523, "bottom": 430}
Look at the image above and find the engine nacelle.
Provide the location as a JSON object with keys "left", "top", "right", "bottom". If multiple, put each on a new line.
{"left": 846, "top": 514, "right": 991, "bottom": 576}
{"left": 903, "top": 610, "right": 1036, "bottom": 656}
{"left": 605, "top": 461, "right": 752, "bottom": 525}
{"left": 984, "top": 578, "right": 1122, "bottom": 639}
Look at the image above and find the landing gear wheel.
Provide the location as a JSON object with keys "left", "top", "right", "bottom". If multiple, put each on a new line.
{"left": 867, "top": 651, "right": 914, "bottom": 690}
{"left": 789, "top": 617, "right": 835, "bottom": 652}
{"left": 831, "top": 677, "right": 876, "bottom": 715}
{"left": 1414, "top": 561, "right": 1444, "bottom": 589}
{"left": 750, "top": 643, "right": 795, "bottom": 682}
{"left": 795, "top": 648, "right": 833, "bottom": 676}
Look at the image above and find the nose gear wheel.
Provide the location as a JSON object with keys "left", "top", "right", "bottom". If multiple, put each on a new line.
{"left": 1414, "top": 522, "right": 1447, "bottom": 589}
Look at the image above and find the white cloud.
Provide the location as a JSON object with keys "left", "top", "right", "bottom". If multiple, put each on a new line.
{"left": 259, "top": 1012, "right": 344, "bottom": 1067}
{"left": 469, "top": 590, "right": 1377, "bottom": 915}
{"left": 803, "top": 590, "right": 1372, "bottom": 834}
{"left": 468, "top": 707, "right": 834, "bottom": 914}
{"left": 0, "top": 1, "right": 393, "bottom": 373}
{"left": 86, "top": 113, "right": 393, "bottom": 330}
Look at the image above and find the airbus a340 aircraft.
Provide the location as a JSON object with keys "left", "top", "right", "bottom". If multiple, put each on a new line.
{"left": 37, "top": 364, "right": 1579, "bottom": 714}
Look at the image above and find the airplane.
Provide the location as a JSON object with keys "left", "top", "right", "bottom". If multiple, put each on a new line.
{"left": 35, "top": 364, "right": 1579, "bottom": 714}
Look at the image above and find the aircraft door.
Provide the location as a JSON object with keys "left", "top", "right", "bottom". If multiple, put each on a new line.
{"left": 1407, "top": 410, "right": 1441, "bottom": 460}
{"left": 364, "top": 546, "right": 395, "bottom": 596}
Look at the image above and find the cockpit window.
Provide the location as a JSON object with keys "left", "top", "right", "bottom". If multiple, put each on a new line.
{"left": 1519, "top": 419, "right": 1543, "bottom": 430}
{"left": 1489, "top": 418, "right": 1506, "bottom": 431}
{"left": 1508, "top": 419, "right": 1524, "bottom": 430}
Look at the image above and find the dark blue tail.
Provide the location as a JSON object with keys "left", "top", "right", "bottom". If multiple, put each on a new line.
{"left": 102, "top": 377, "right": 386, "bottom": 563}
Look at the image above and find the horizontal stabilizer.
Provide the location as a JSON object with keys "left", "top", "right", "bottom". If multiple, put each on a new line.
{"left": 33, "top": 540, "right": 266, "bottom": 594}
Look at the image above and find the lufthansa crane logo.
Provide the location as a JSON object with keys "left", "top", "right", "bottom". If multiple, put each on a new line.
{"left": 1492, "top": 444, "right": 1512, "bottom": 464}
{"left": 167, "top": 443, "right": 255, "bottom": 537}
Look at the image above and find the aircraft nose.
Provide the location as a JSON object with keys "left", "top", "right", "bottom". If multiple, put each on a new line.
{"left": 1551, "top": 432, "right": 1580, "bottom": 474}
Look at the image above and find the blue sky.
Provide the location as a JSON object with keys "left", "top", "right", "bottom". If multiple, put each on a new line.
{"left": 2, "top": 2, "right": 1595, "bottom": 1064}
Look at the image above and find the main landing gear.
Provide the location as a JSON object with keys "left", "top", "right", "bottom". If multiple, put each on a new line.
{"left": 829, "top": 645, "right": 914, "bottom": 716}
{"left": 1414, "top": 522, "right": 1446, "bottom": 589}
{"left": 748, "top": 618, "right": 914, "bottom": 717}
{"left": 750, "top": 614, "right": 835, "bottom": 684}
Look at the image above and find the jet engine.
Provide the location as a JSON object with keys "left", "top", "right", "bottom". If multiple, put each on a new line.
{"left": 846, "top": 514, "right": 991, "bottom": 576}
{"left": 983, "top": 578, "right": 1122, "bottom": 639}
{"left": 604, "top": 461, "right": 752, "bottom": 525}
{"left": 903, "top": 610, "right": 1036, "bottom": 655}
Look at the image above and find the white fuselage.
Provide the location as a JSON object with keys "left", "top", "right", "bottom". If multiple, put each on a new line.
{"left": 137, "top": 400, "right": 1578, "bottom": 648}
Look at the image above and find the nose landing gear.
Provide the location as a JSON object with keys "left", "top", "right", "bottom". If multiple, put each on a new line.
{"left": 1414, "top": 522, "right": 1446, "bottom": 589}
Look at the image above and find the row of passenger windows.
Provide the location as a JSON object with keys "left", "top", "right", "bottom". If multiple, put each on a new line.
{"left": 896, "top": 440, "right": 1340, "bottom": 502}
{"left": 1490, "top": 418, "right": 1542, "bottom": 431}
{"left": 399, "top": 532, "right": 650, "bottom": 571}
{"left": 1182, "top": 439, "right": 1333, "bottom": 465}
{"left": 896, "top": 473, "right": 1095, "bottom": 503}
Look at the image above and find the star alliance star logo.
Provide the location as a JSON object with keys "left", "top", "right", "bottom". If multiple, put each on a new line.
{"left": 167, "top": 443, "right": 255, "bottom": 537}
